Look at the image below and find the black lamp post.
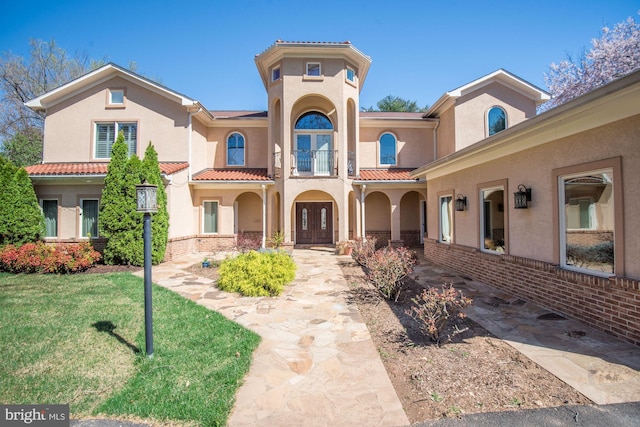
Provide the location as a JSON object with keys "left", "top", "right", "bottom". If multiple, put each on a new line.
{"left": 136, "top": 182, "right": 158, "bottom": 358}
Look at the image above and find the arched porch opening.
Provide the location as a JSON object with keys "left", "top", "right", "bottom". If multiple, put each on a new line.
{"left": 365, "top": 191, "right": 391, "bottom": 248}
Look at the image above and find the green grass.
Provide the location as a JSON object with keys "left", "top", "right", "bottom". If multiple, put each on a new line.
{"left": 0, "top": 272, "right": 260, "bottom": 426}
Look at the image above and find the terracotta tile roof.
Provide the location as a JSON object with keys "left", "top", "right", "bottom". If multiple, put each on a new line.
{"left": 25, "top": 162, "right": 189, "bottom": 176}
{"left": 357, "top": 168, "right": 419, "bottom": 181}
{"left": 192, "top": 168, "right": 271, "bottom": 181}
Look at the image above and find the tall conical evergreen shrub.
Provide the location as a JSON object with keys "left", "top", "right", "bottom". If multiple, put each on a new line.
{"left": 0, "top": 156, "right": 44, "bottom": 246}
{"left": 142, "top": 142, "right": 169, "bottom": 264}
{"left": 99, "top": 132, "right": 143, "bottom": 265}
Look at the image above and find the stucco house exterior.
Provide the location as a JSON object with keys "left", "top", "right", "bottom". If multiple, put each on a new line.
{"left": 24, "top": 40, "right": 639, "bottom": 345}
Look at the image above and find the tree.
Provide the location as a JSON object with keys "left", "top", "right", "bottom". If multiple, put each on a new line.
{"left": 543, "top": 12, "right": 640, "bottom": 110}
{"left": 362, "top": 95, "right": 428, "bottom": 112}
{"left": 0, "top": 39, "right": 101, "bottom": 164}
{"left": 99, "top": 132, "right": 143, "bottom": 265}
{"left": 141, "top": 142, "right": 169, "bottom": 264}
{"left": 0, "top": 156, "right": 44, "bottom": 246}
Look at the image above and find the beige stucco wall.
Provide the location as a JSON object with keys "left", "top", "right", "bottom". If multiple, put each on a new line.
{"left": 359, "top": 126, "right": 434, "bottom": 169}
{"left": 426, "top": 114, "right": 640, "bottom": 279}
{"left": 454, "top": 82, "right": 537, "bottom": 151}
{"left": 206, "top": 125, "right": 269, "bottom": 169}
{"left": 436, "top": 106, "right": 456, "bottom": 158}
{"left": 43, "top": 76, "right": 189, "bottom": 163}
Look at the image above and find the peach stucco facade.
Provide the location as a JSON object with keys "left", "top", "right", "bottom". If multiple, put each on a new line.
{"left": 25, "top": 41, "right": 640, "bottom": 345}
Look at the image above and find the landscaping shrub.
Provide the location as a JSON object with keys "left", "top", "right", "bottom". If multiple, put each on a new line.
{"left": 566, "top": 242, "right": 614, "bottom": 271}
{"left": 236, "top": 232, "right": 262, "bottom": 252}
{"left": 351, "top": 236, "right": 377, "bottom": 267}
{"left": 217, "top": 250, "right": 296, "bottom": 296}
{"left": 406, "top": 283, "right": 472, "bottom": 345}
{"left": 0, "top": 241, "right": 101, "bottom": 273}
{"left": 365, "top": 245, "right": 415, "bottom": 301}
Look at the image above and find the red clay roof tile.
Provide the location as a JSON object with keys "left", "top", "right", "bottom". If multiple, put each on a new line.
{"left": 357, "top": 168, "right": 417, "bottom": 181}
{"left": 192, "top": 168, "right": 271, "bottom": 181}
{"left": 25, "top": 162, "right": 189, "bottom": 176}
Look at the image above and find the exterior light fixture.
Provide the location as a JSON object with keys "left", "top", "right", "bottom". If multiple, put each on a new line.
{"left": 135, "top": 181, "right": 158, "bottom": 358}
{"left": 514, "top": 184, "right": 532, "bottom": 209}
{"left": 136, "top": 182, "right": 158, "bottom": 213}
{"left": 455, "top": 194, "right": 467, "bottom": 211}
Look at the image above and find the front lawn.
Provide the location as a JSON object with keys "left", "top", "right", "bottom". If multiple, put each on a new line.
{"left": 0, "top": 272, "right": 260, "bottom": 426}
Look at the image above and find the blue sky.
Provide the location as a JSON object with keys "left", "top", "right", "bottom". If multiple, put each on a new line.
{"left": 1, "top": 0, "right": 638, "bottom": 111}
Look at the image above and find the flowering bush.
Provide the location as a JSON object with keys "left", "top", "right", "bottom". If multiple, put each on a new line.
{"left": 0, "top": 241, "right": 101, "bottom": 274}
{"left": 365, "top": 245, "right": 415, "bottom": 301}
{"left": 406, "top": 284, "right": 472, "bottom": 346}
{"left": 351, "top": 236, "right": 377, "bottom": 267}
{"left": 236, "top": 232, "right": 262, "bottom": 253}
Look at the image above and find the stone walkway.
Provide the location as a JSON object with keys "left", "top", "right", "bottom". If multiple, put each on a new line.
{"left": 135, "top": 248, "right": 640, "bottom": 426}
{"left": 139, "top": 248, "right": 409, "bottom": 427}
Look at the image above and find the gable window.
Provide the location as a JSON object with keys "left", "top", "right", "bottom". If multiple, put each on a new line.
{"left": 480, "top": 186, "right": 505, "bottom": 253}
{"left": 559, "top": 168, "right": 615, "bottom": 276}
{"left": 108, "top": 89, "right": 125, "bottom": 106}
{"left": 81, "top": 199, "right": 99, "bottom": 238}
{"left": 41, "top": 199, "right": 58, "bottom": 238}
{"left": 272, "top": 66, "right": 281, "bottom": 82}
{"left": 203, "top": 201, "right": 218, "bottom": 234}
{"left": 346, "top": 67, "right": 355, "bottom": 83}
{"left": 95, "top": 122, "right": 137, "bottom": 158}
{"left": 488, "top": 106, "right": 507, "bottom": 136}
{"left": 227, "top": 132, "right": 245, "bottom": 166}
{"left": 306, "top": 62, "right": 321, "bottom": 76}
{"left": 379, "top": 133, "right": 397, "bottom": 165}
{"left": 439, "top": 195, "right": 453, "bottom": 243}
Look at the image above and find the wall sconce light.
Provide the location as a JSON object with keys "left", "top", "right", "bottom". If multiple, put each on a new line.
{"left": 514, "top": 184, "right": 532, "bottom": 209}
{"left": 455, "top": 194, "right": 467, "bottom": 211}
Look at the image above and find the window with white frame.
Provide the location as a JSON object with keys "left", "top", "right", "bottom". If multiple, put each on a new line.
{"left": 439, "top": 195, "right": 453, "bottom": 243}
{"left": 108, "top": 89, "right": 125, "bottom": 106}
{"left": 379, "top": 133, "right": 397, "bottom": 165}
{"left": 272, "top": 66, "right": 281, "bottom": 82}
{"left": 41, "top": 199, "right": 58, "bottom": 238}
{"left": 81, "top": 199, "right": 99, "bottom": 238}
{"left": 227, "top": 132, "right": 245, "bottom": 166}
{"left": 346, "top": 67, "right": 355, "bottom": 83}
{"left": 95, "top": 122, "right": 137, "bottom": 158}
{"left": 203, "top": 201, "right": 218, "bottom": 234}
{"left": 559, "top": 168, "right": 614, "bottom": 275}
{"left": 306, "top": 62, "right": 321, "bottom": 76}
{"left": 488, "top": 106, "right": 507, "bottom": 136}
{"left": 480, "top": 186, "right": 505, "bottom": 253}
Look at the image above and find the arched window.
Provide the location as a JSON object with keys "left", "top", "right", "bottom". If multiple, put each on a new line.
{"left": 488, "top": 107, "right": 507, "bottom": 136}
{"left": 293, "top": 112, "right": 333, "bottom": 176}
{"left": 227, "top": 132, "right": 245, "bottom": 166}
{"left": 379, "top": 133, "right": 396, "bottom": 165}
{"left": 295, "top": 112, "right": 333, "bottom": 130}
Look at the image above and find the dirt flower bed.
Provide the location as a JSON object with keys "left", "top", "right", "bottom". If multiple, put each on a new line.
{"left": 338, "top": 257, "right": 591, "bottom": 423}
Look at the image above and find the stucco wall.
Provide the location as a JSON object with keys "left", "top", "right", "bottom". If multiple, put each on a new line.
{"left": 358, "top": 126, "right": 434, "bottom": 169}
{"left": 426, "top": 114, "right": 640, "bottom": 279}
{"left": 44, "top": 76, "right": 189, "bottom": 163}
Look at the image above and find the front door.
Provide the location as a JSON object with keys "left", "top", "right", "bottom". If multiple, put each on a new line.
{"left": 296, "top": 202, "right": 333, "bottom": 244}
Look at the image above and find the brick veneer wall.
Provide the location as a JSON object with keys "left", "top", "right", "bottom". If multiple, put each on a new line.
{"left": 424, "top": 238, "right": 640, "bottom": 346}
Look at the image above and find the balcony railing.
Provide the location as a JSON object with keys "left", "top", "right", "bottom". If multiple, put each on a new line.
{"left": 273, "top": 150, "right": 356, "bottom": 178}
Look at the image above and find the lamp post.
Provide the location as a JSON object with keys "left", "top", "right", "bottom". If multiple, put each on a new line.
{"left": 136, "top": 182, "right": 158, "bottom": 358}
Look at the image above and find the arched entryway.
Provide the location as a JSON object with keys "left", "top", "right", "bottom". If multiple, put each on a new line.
{"left": 292, "top": 190, "right": 335, "bottom": 244}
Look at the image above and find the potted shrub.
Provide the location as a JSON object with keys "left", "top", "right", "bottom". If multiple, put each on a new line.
{"left": 202, "top": 257, "right": 210, "bottom": 268}
{"left": 336, "top": 240, "right": 354, "bottom": 256}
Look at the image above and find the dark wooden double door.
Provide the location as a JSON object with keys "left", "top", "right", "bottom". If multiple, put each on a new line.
{"left": 296, "top": 202, "right": 333, "bottom": 244}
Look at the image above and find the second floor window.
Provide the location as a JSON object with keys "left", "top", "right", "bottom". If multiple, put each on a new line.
{"left": 488, "top": 106, "right": 507, "bottom": 136}
{"left": 379, "top": 133, "right": 397, "bottom": 165}
{"left": 227, "top": 132, "right": 245, "bottom": 166}
{"left": 95, "top": 122, "right": 137, "bottom": 158}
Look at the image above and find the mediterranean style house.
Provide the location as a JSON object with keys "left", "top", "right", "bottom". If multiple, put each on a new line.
{"left": 24, "top": 40, "right": 640, "bottom": 346}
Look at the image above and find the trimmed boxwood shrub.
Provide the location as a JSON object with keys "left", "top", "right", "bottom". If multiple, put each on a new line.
{"left": 217, "top": 250, "right": 296, "bottom": 297}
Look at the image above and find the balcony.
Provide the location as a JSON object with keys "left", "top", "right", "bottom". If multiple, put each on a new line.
{"left": 272, "top": 151, "right": 356, "bottom": 178}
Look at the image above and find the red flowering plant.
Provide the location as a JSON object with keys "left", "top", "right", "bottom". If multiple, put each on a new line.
{"left": 0, "top": 241, "right": 101, "bottom": 274}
